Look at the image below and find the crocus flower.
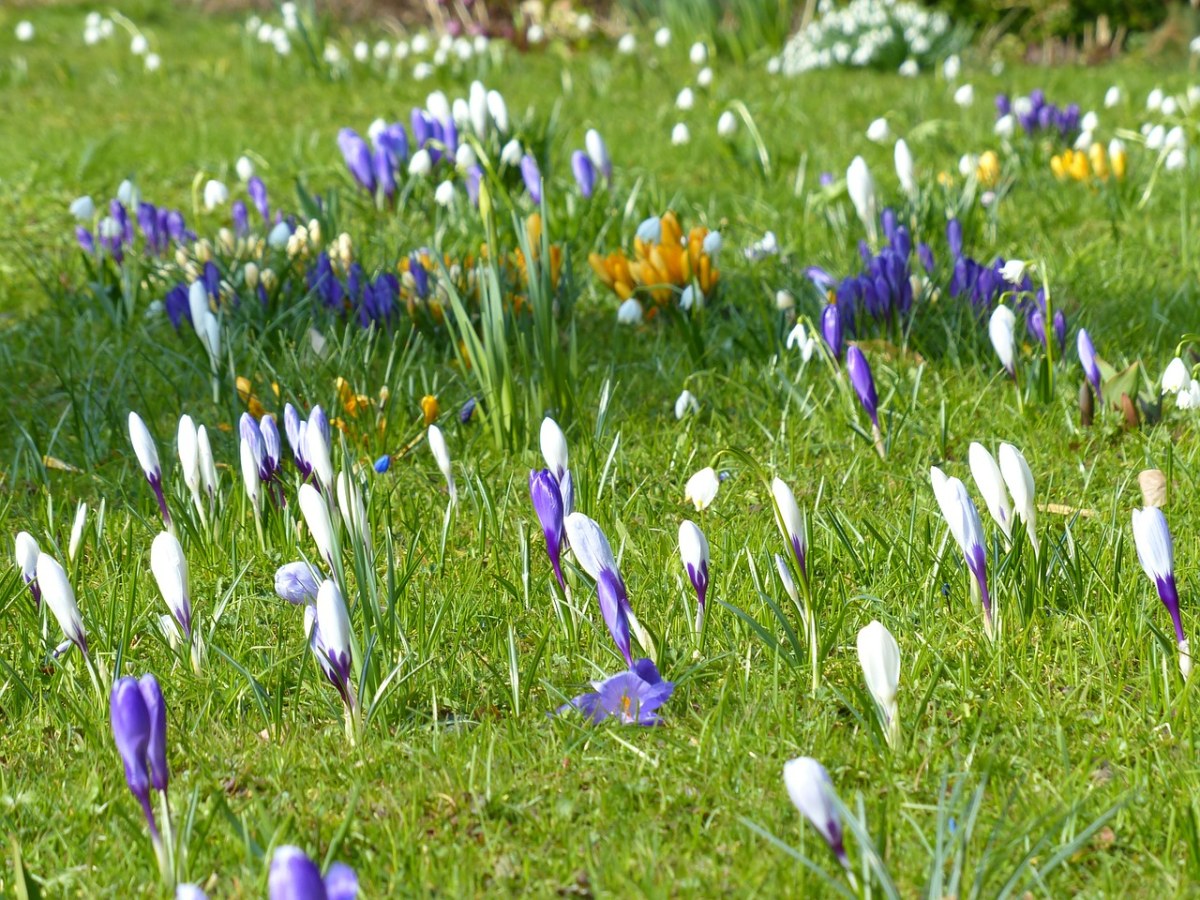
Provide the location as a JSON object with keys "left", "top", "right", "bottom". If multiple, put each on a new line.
{"left": 36, "top": 552, "right": 87, "bottom": 655}
{"left": 684, "top": 466, "right": 719, "bottom": 511}
{"left": 783, "top": 757, "right": 853, "bottom": 877}
{"left": 129, "top": 411, "right": 171, "bottom": 526}
{"left": 540, "top": 417, "right": 572, "bottom": 513}
{"left": 336, "top": 470, "right": 371, "bottom": 557}
{"left": 563, "top": 512, "right": 633, "bottom": 665}
{"left": 68, "top": 503, "right": 87, "bottom": 562}
{"left": 1077, "top": 328, "right": 1102, "bottom": 401}
{"left": 559, "top": 658, "right": 674, "bottom": 725}
{"left": 178, "top": 414, "right": 202, "bottom": 510}
{"left": 427, "top": 424, "right": 457, "bottom": 505}
{"left": 261, "top": 415, "right": 282, "bottom": 477}
{"left": 240, "top": 413, "right": 270, "bottom": 481}
{"left": 150, "top": 531, "right": 192, "bottom": 639}
{"left": 846, "top": 346, "right": 880, "bottom": 431}
{"left": 675, "top": 389, "right": 700, "bottom": 419}
{"left": 110, "top": 676, "right": 159, "bottom": 841}
{"left": 775, "top": 553, "right": 799, "bottom": 604}
{"left": 988, "top": 306, "right": 1017, "bottom": 379}
{"left": 1131, "top": 506, "right": 1191, "bottom": 678}
{"left": 820, "top": 304, "right": 842, "bottom": 361}
{"left": 968, "top": 442, "right": 1013, "bottom": 542}
{"left": 930, "top": 467, "right": 993, "bottom": 637}
{"left": 520, "top": 155, "right": 542, "bottom": 205}
{"left": 529, "top": 469, "right": 566, "bottom": 589}
{"left": 846, "top": 156, "right": 877, "bottom": 240}
{"left": 337, "top": 128, "right": 376, "bottom": 193}
{"left": 177, "top": 885, "right": 209, "bottom": 900}
{"left": 14, "top": 531, "right": 40, "bottom": 606}
{"left": 268, "top": 845, "right": 339, "bottom": 900}
{"left": 197, "top": 425, "right": 217, "bottom": 500}
{"left": 771, "top": 477, "right": 807, "bottom": 582}
{"left": 298, "top": 483, "right": 337, "bottom": 566}
{"left": 997, "top": 442, "right": 1038, "bottom": 557}
{"left": 248, "top": 176, "right": 269, "bottom": 221}
{"left": 857, "top": 620, "right": 900, "bottom": 747}
{"left": 316, "top": 579, "right": 354, "bottom": 708}
{"left": 304, "top": 408, "right": 334, "bottom": 493}
{"left": 678, "top": 520, "right": 710, "bottom": 624}
{"left": 140, "top": 673, "right": 169, "bottom": 792}
{"left": 275, "top": 561, "right": 322, "bottom": 605}
{"left": 240, "top": 438, "right": 262, "bottom": 512}
{"left": 571, "top": 151, "right": 596, "bottom": 199}
{"left": 585, "top": 128, "right": 612, "bottom": 184}
{"left": 894, "top": 138, "right": 916, "bottom": 196}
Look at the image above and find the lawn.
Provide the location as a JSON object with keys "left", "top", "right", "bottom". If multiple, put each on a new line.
{"left": 2, "top": 2, "right": 1200, "bottom": 897}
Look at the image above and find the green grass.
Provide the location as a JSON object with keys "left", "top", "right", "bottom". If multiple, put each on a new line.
{"left": 2, "top": 2, "right": 1200, "bottom": 897}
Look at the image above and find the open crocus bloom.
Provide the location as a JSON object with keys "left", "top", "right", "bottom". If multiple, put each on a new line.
{"left": 558, "top": 659, "right": 675, "bottom": 726}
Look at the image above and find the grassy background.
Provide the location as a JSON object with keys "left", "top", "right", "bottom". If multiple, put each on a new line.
{"left": 2, "top": 2, "right": 1200, "bottom": 897}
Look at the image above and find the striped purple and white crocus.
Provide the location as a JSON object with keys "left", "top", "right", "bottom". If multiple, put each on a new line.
{"left": 931, "top": 467, "right": 993, "bottom": 638}
{"left": 678, "top": 519, "right": 710, "bottom": 628}
{"left": 1132, "top": 506, "right": 1191, "bottom": 678}
{"left": 129, "top": 411, "right": 170, "bottom": 526}
{"left": 563, "top": 512, "right": 633, "bottom": 666}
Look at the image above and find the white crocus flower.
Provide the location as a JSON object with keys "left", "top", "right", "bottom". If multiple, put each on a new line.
{"left": 968, "top": 442, "right": 1013, "bottom": 541}
{"left": 894, "top": 138, "right": 916, "bottom": 196}
{"left": 997, "top": 442, "right": 1038, "bottom": 558}
{"left": 685, "top": 467, "right": 719, "bottom": 511}
{"left": 298, "top": 483, "right": 336, "bottom": 565}
{"left": 37, "top": 552, "right": 88, "bottom": 655}
{"left": 988, "top": 305, "right": 1017, "bottom": 378}
{"left": 857, "top": 620, "right": 900, "bottom": 746}
{"left": 846, "top": 156, "right": 877, "bottom": 240}
{"left": 427, "top": 424, "right": 457, "bottom": 505}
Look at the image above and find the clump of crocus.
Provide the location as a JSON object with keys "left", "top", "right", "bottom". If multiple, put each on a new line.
{"left": 930, "top": 467, "right": 993, "bottom": 638}
{"left": 129, "top": 411, "right": 171, "bottom": 526}
{"left": 857, "top": 620, "right": 900, "bottom": 748}
{"left": 268, "top": 845, "right": 358, "bottom": 900}
{"left": 1131, "top": 506, "right": 1191, "bottom": 678}
{"left": 782, "top": 757, "right": 856, "bottom": 886}
{"left": 846, "top": 345, "right": 885, "bottom": 458}
{"left": 110, "top": 674, "right": 170, "bottom": 876}
{"left": 1051, "top": 142, "right": 1124, "bottom": 183}
{"left": 588, "top": 210, "right": 720, "bottom": 315}
{"left": 530, "top": 469, "right": 566, "bottom": 589}
{"left": 678, "top": 519, "right": 710, "bottom": 630}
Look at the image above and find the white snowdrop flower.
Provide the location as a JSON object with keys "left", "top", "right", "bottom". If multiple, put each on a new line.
{"left": 1105, "top": 85, "right": 1122, "bottom": 108}
{"left": 434, "top": 181, "right": 455, "bottom": 207}
{"left": 671, "top": 122, "right": 691, "bottom": 145}
{"left": 617, "top": 33, "right": 636, "bottom": 55}
{"left": 373, "top": 39, "right": 391, "bottom": 61}
{"left": 353, "top": 41, "right": 369, "bottom": 62}
{"left": 235, "top": 155, "right": 255, "bottom": 182}
{"left": 958, "top": 153, "right": 978, "bottom": 177}
{"left": 717, "top": 110, "right": 737, "bottom": 137}
{"left": 412, "top": 33, "right": 430, "bottom": 54}
{"left": 994, "top": 113, "right": 1015, "bottom": 139}
{"left": 674, "top": 390, "right": 700, "bottom": 420}
{"left": 1165, "top": 126, "right": 1186, "bottom": 151}
{"left": 1166, "top": 148, "right": 1187, "bottom": 172}
{"left": 1147, "top": 87, "right": 1164, "bottom": 111}
{"left": 473, "top": 34, "right": 489, "bottom": 54}
{"left": 617, "top": 298, "right": 643, "bottom": 325}
{"left": 203, "top": 180, "right": 229, "bottom": 211}
{"left": 70, "top": 196, "right": 96, "bottom": 221}
{"left": 689, "top": 42, "right": 707, "bottom": 65}
{"left": 999, "top": 259, "right": 1029, "bottom": 285}
{"left": 15, "top": 21, "right": 34, "bottom": 42}
{"left": 527, "top": 24, "right": 544, "bottom": 44}
{"left": 1177, "top": 381, "right": 1200, "bottom": 409}
{"left": 680, "top": 285, "right": 698, "bottom": 311}
{"left": 1162, "top": 357, "right": 1191, "bottom": 394}
{"left": 99, "top": 18, "right": 113, "bottom": 37}
{"left": 117, "top": 179, "right": 138, "bottom": 206}
{"left": 1081, "top": 110, "right": 1099, "bottom": 132}
{"left": 775, "top": 290, "right": 795, "bottom": 311}
{"left": 898, "top": 59, "right": 919, "bottom": 77}
{"left": 684, "top": 467, "right": 719, "bottom": 511}
{"left": 954, "top": 84, "right": 975, "bottom": 107}
{"left": 130, "top": 34, "right": 149, "bottom": 55}
{"left": 676, "top": 87, "right": 695, "bottom": 111}
{"left": 1162, "top": 96, "right": 1179, "bottom": 117}
{"left": 413, "top": 62, "right": 433, "bottom": 80}
{"left": 942, "top": 54, "right": 960, "bottom": 80}
{"left": 486, "top": 90, "right": 509, "bottom": 133}
{"left": 654, "top": 27, "right": 671, "bottom": 48}
{"left": 786, "top": 323, "right": 817, "bottom": 362}
{"left": 144, "top": 53, "right": 161, "bottom": 72}
{"left": 500, "top": 139, "right": 523, "bottom": 167}
{"left": 408, "top": 149, "right": 432, "bottom": 176}
{"left": 1147, "top": 124, "right": 1166, "bottom": 151}
{"left": 866, "top": 117, "right": 890, "bottom": 144}
{"left": 393, "top": 40, "right": 410, "bottom": 59}
{"left": 697, "top": 66, "right": 713, "bottom": 88}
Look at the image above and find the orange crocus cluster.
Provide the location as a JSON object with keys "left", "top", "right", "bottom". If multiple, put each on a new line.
{"left": 588, "top": 211, "right": 719, "bottom": 309}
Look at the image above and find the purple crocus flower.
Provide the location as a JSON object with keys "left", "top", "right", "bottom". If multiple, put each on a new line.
{"left": 110, "top": 676, "right": 161, "bottom": 841}
{"left": 248, "top": 176, "right": 269, "bottom": 222}
{"left": 261, "top": 415, "right": 282, "bottom": 476}
{"left": 275, "top": 561, "right": 321, "bottom": 605}
{"left": 164, "top": 283, "right": 190, "bottom": 330}
{"left": 1077, "top": 328, "right": 1101, "bottom": 400}
{"left": 918, "top": 242, "right": 935, "bottom": 274}
{"left": 846, "top": 345, "right": 879, "bottom": 429}
{"left": 530, "top": 469, "right": 566, "bottom": 589}
{"left": 459, "top": 397, "right": 478, "bottom": 423}
{"left": 563, "top": 512, "right": 634, "bottom": 666}
{"left": 378, "top": 123, "right": 408, "bottom": 164}
{"left": 559, "top": 658, "right": 675, "bottom": 726}
{"left": 76, "top": 226, "right": 95, "bottom": 254}
{"left": 232, "top": 200, "right": 249, "bottom": 237}
{"left": 947, "top": 218, "right": 963, "bottom": 259}
{"left": 805, "top": 266, "right": 836, "bottom": 292}
{"left": 139, "top": 674, "right": 169, "bottom": 793}
{"left": 995, "top": 93, "right": 1011, "bottom": 116}
{"left": 1052, "top": 309, "right": 1066, "bottom": 352}
{"left": 239, "top": 413, "right": 271, "bottom": 481}
{"left": 465, "top": 165, "right": 483, "bottom": 207}
{"left": 337, "top": 128, "right": 375, "bottom": 193}
{"left": 373, "top": 145, "right": 396, "bottom": 200}
{"left": 821, "top": 304, "right": 843, "bottom": 360}
{"left": 411, "top": 109, "right": 431, "bottom": 149}
{"left": 571, "top": 150, "right": 596, "bottom": 199}
{"left": 269, "top": 845, "right": 357, "bottom": 900}
{"left": 520, "top": 155, "right": 542, "bottom": 205}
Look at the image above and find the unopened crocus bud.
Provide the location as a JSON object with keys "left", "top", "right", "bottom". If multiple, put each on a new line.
{"left": 178, "top": 414, "right": 201, "bottom": 500}
{"left": 427, "top": 424, "right": 457, "bottom": 505}
{"left": 1131, "top": 506, "right": 1191, "bottom": 678}
{"left": 821, "top": 304, "right": 842, "bottom": 361}
{"left": 988, "top": 305, "right": 1017, "bottom": 379}
{"left": 997, "top": 442, "right": 1038, "bottom": 557}
{"left": 240, "top": 438, "right": 261, "bottom": 509}
{"left": 129, "top": 411, "right": 171, "bottom": 525}
{"left": 968, "top": 442, "right": 1013, "bottom": 541}
{"left": 275, "top": 561, "right": 322, "bottom": 605}
{"left": 857, "top": 620, "right": 900, "bottom": 746}
{"left": 783, "top": 757, "right": 853, "bottom": 876}
{"left": 65, "top": 503, "right": 87, "bottom": 559}
{"left": 37, "top": 552, "right": 87, "bottom": 655}
{"left": 150, "top": 531, "right": 192, "bottom": 639}
{"left": 571, "top": 151, "right": 596, "bottom": 199}
{"left": 110, "top": 677, "right": 157, "bottom": 839}
{"left": 846, "top": 156, "right": 877, "bottom": 238}
{"left": 894, "top": 138, "right": 916, "bottom": 196}
{"left": 15, "top": 531, "right": 40, "bottom": 605}
{"left": 1077, "top": 328, "right": 1102, "bottom": 401}
{"left": 540, "top": 417, "right": 572, "bottom": 513}
{"left": 304, "top": 411, "right": 333, "bottom": 493}
{"left": 196, "top": 425, "right": 217, "bottom": 499}
{"left": 584, "top": 129, "right": 612, "bottom": 184}
{"left": 930, "top": 467, "right": 993, "bottom": 636}
{"left": 520, "top": 155, "right": 542, "bottom": 205}
{"left": 774, "top": 553, "right": 798, "bottom": 604}
{"left": 138, "top": 673, "right": 168, "bottom": 792}
{"left": 771, "top": 477, "right": 806, "bottom": 581}
{"left": 316, "top": 579, "right": 354, "bottom": 706}
{"left": 846, "top": 346, "right": 880, "bottom": 431}
{"left": 563, "top": 512, "right": 633, "bottom": 665}
{"left": 529, "top": 470, "right": 565, "bottom": 589}
{"left": 678, "top": 520, "right": 710, "bottom": 621}
{"left": 298, "top": 483, "right": 336, "bottom": 566}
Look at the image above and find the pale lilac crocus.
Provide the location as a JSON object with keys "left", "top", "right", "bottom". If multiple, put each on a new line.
{"left": 783, "top": 757, "right": 854, "bottom": 882}
{"left": 520, "top": 154, "right": 542, "bottom": 205}
{"left": 559, "top": 658, "right": 674, "bottom": 726}
{"left": 1077, "top": 328, "right": 1102, "bottom": 401}
{"left": 275, "top": 561, "right": 322, "bottom": 605}
{"left": 1132, "top": 506, "right": 1191, "bottom": 678}
{"left": 563, "top": 512, "right": 633, "bottom": 665}
{"left": 771, "top": 477, "right": 807, "bottom": 583}
{"left": 571, "top": 150, "right": 596, "bottom": 198}
{"left": 36, "top": 551, "right": 88, "bottom": 656}
{"left": 529, "top": 469, "right": 566, "bottom": 589}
